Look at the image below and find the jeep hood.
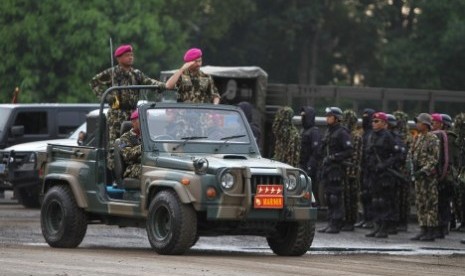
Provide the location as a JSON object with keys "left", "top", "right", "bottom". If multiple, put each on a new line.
{"left": 156, "top": 154, "right": 295, "bottom": 172}
{"left": 2, "top": 138, "right": 77, "bottom": 152}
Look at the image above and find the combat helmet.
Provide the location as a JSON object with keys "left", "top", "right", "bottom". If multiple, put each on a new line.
{"left": 441, "top": 114, "right": 453, "bottom": 128}
{"left": 393, "top": 111, "right": 409, "bottom": 134}
{"left": 414, "top": 113, "right": 432, "bottom": 128}
{"left": 325, "top": 107, "right": 343, "bottom": 120}
{"left": 386, "top": 114, "right": 397, "bottom": 128}
{"left": 342, "top": 109, "right": 358, "bottom": 130}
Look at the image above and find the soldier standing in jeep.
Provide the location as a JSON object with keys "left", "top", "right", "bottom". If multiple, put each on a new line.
{"left": 90, "top": 44, "right": 180, "bottom": 170}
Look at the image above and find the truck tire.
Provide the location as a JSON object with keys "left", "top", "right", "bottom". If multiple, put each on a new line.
{"left": 14, "top": 186, "right": 40, "bottom": 209}
{"left": 146, "top": 190, "right": 197, "bottom": 255}
{"left": 41, "top": 185, "right": 87, "bottom": 248}
{"left": 266, "top": 221, "right": 315, "bottom": 256}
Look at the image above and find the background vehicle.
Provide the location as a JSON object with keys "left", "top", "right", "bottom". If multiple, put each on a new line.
{"left": 0, "top": 103, "right": 99, "bottom": 149}
{"left": 40, "top": 86, "right": 317, "bottom": 256}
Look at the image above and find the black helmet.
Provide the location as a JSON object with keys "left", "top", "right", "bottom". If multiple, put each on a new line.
{"left": 441, "top": 113, "right": 452, "bottom": 128}
{"left": 325, "top": 107, "right": 343, "bottom": 120}
{"left": 386, "top": 114, "right": 397, "bottom": 127}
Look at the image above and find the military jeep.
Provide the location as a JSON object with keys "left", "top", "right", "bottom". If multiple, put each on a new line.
{"left": 40, "top": 86, "right": 317, "bottom": 256}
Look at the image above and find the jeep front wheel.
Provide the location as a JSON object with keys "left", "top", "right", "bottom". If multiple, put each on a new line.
{"left": 266, "top": 221, "right": 315, "bottom": 256}
{"left": 146, "top": 190, "right": 197, "bottom": 255}
{"left": 41, "top": 185, "right": 87, "bottom": 248}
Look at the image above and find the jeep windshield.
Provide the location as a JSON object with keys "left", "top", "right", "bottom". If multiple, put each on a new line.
{"left": 146, "top": 106, "right": 255, "bottom": 154}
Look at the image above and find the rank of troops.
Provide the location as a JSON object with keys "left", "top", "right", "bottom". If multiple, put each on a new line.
{"left": 272, "top": 106, "right": 465, "bottom": 243}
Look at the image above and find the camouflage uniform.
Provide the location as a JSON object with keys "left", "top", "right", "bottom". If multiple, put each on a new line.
{"left": 453, "top": 113, "right": 465, "bottom": 230}
{"left": 410, "top": 130, "right": 440, "bottom": 238}
{"left": 117, "top": 128, "right": 142, "bottom": 179}
{"left": 90, "top": 65, "right": 165, "bottom": 169}
{"left": 341, "top": 109, "right": 363, "bottom": 230}
{"left": 176, "top": 70, "right": 219, "bottom": 103}
{"left": 393, "top": 111, "right": 414, "bottom": 231}
{"left": 272, "top": 107, "right": 300, "bottom": 167}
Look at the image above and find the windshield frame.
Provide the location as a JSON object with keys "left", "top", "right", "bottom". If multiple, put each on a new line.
{"left": 140, "top": 103, "right": 259, "bottom": 155}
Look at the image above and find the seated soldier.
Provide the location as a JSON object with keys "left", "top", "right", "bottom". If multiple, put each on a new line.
{"left": 117, "top": 109, "right": 142, "bottom": 179}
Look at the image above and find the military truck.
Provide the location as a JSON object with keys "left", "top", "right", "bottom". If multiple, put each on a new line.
{"left": 40, "top": 85, "right": 317, "bottom": 256}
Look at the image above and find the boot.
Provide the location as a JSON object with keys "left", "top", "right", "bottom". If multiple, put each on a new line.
{"left": 318, "top": 224, "right": 330, "bottom": 233}
{"left": 461, "top": 240, "right": 465, "bottom": 244}
{"left": 375, "top": 223, "right": 388, "bottom": 238}
{"left": 365, "top": 223, "right": 380, "bottom": 237}
{"left": 419, "top": 227, "right": 436, "bottom": 241}
{"left": 325, "top": 220, "right": 342, "bottom": 234}
{"left": 434, "top": 226, "right": 445, "bottom": 239}
{"left": 362, "top": 221, "right": 374, "bottom": 229}
{"left": 397, "top": 223, "right": 408, "bottom": 232}
{"left": 341, "top": 223, "right": 355, "bottom": 231}
{"left": 386, "top": 221, "right": 398, "bottom": 235}
{"left": 411, "top": 226, "right": 427, "bottom": 241}
{"left": 354, "top": 220, "right": 365, "bottom": 228}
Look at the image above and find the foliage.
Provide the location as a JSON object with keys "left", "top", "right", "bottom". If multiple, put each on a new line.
{"left": 1, "top": 0, "right": 464, "bottom": 103}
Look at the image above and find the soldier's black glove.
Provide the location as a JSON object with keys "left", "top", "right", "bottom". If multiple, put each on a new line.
{"left": 323, "top": 155, "right": 335, "bottom": 165}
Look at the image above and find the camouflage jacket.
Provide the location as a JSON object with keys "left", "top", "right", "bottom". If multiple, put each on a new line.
{"left": 346, "top": 128, "right": 363, "bottom": 178}
{"left": 272, "top": 107, "right": 301, "bottom": 167}
{"left": 90, "top": 65, "right": 166, "bottom": 109}
{"left": 118, "top": 128, "right": 141, "bottom": 177}
{"left": 410, "top": 131, "right": 440, "bottom": 176}
{"left": 176, "top": 69, "right": 219, "bottom": 103}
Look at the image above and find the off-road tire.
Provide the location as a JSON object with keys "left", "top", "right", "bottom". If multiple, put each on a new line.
{"left": 146, "top": 190, "right": 197, "bottom": 255}
{"left": 266, "top": 221, "right": 315, "bottom": 256}
{"left": 14, "top": 186, "right": 41, "bottom": 209}
{"left": 41, "top": 185, "right": 87, "bottom": 248}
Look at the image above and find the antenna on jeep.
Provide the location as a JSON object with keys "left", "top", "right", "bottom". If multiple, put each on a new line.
{"left": 109, "top": 37, "right": 115, "bottom": 87}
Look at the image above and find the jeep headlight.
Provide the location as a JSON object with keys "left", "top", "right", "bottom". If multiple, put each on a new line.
{"left": 220, "top": 171, "right": 235, "bottom": 190}
{"left": 285, "top": 174, "right": 297, "bottom": 191}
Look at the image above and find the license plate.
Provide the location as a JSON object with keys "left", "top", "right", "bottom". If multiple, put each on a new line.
{"left": 254, "top": 185, "right": 284, "bottom": 209}
{"left": 0, "top": 164, "right": 5, "bottom": 174}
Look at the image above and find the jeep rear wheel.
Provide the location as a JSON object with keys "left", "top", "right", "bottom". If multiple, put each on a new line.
{"left": 146, "top": 190, "right": 197, "bottom": 255}
{"left": 41, "top": 185, "right": 87, "bottom": 248}
{"left": 266, "top": 221, "right": 315, "bottom": 256}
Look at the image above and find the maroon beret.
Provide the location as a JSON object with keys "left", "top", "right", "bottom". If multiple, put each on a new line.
{"left": 114, "top": 44, "right": 133, "bottom": 57}
{"left": 183, "top": 48, "right": 202, "bottom": 62}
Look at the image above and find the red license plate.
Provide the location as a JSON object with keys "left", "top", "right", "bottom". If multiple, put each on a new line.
{"left": 254, "top": 185, "right": 284, "bottom": 209}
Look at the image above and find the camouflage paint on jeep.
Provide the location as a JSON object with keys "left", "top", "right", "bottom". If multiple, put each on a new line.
{"left": 41, "top": 86, "right": 317, "bottom": 256}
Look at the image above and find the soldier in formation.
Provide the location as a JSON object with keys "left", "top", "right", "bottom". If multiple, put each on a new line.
{"left": 393, "top": 111, "right": 414, "bottom": 232}
{"left": 364, "top": 112, "right": 402, "bottom": 238}
{"left": 410, "top": 113, "right": 440, "bottom": 241}
{"left": 355, "top": 108, "right": 376, "bottom": 229}
{"left": 385, "top": 113, "right": 407, "bottom": 235}
{"left": 341, "top": 109, "right": 363, "bottom": 231}
{"left": 299, "top": 106, "right": 322, "bottom": 205}
{"left": 272, "top": 106, "right": 301, "bottom": 167}
{"left": 318, "top": 107, "right": 353, "bottom": 234}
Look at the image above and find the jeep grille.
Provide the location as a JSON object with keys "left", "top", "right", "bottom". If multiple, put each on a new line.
{"left": 250, "top": 175, "right": 283, "bottom": 194}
